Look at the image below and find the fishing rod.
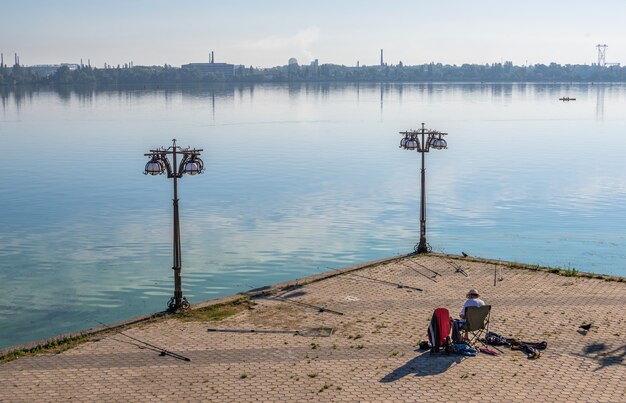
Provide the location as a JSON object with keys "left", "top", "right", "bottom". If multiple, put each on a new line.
{"left": 456, "top": 266, "right": 469, "bottom": 277}
{"left": 398, "top": 261, "right": 437, "bottom": 283}
{"left": 207, "top": 327, "right": 334, "bottom": 337}
{"left": 267, "top": 295, "right": 344, "bottom": 315}
{"left": 347, "top": 272, "right": 423, "bottom": 291}
{"left": 208, "top": 328, "right": 296, "bottom": 334}
{"left": 440, "top": 258, "right": 469, "bottom": 277}
{"left": 492, "top": 261, "right": 505, "bottom": 286}
{"left": 407, "top": 260, "right": 442, "bottom": 277}
{"left": 476, "top": 337, "right": 506, "bottom": 354}
{"left": 96, "top": 321, "right": 191, "bottom": 362}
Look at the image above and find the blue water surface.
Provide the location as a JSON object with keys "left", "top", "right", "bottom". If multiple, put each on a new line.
{"left": 0, "top": 83, "right": 624, "bottom": 349}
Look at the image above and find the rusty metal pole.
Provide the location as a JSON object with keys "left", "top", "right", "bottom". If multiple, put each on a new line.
{"left": 171, "top": 139, "right": 183, "bottom": 311}
{"left": 416, "top": 123, "right": 428, "bottom": 254}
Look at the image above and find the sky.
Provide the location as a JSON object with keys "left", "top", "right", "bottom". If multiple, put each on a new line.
{"left": 2, "top": 0, "right": 626, "bottom": 68}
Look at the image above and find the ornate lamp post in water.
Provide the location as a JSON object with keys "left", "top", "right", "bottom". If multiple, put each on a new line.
{"left": 399, "top": 123, "right": 448, "bottom": 254}
{"left": 144, "top": 139, "right": 204, "bottom": 311}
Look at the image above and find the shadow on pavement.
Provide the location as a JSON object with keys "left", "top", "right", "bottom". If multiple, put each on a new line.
{"left": 280, "top": 290, "right": 307, "bottom": 299}
{"left": 578, "top": 342, "right": 626, "bottom": 371}
{"left": 380, "top": 351, "right": 464, "bottom": 382}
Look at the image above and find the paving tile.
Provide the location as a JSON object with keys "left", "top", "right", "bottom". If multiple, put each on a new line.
{"left": 0, "top": 255, "right": 624, "bottom": 402}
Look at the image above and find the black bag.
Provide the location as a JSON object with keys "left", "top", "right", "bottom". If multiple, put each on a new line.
{"left": 485, "top": 331, "right": 510, "bottom": 346}
{"left": 443, "top": 336, "right": 455, "bottom": 354}
{"left": 451, "top": 320, "right": 463, "bottom": 344}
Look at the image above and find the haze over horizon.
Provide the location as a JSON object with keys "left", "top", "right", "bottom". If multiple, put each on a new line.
{"left": 3, "top": 0, "right": 626, "bottom": 68}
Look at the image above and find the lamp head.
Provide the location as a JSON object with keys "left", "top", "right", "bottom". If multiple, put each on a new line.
{"left": 399, "top": 131, "right": 419, "bottom": 150}
{"left": 183, "top": 155, "right": 204, "bottom": 175}
{"left": 429, "top": 137, "right": 447, "bottom": 149}
{"left": 144, "top": 155, "right": 165, "bottom": 175}
{"left": 404, "top": 138, "right": 419, "bottom": 149}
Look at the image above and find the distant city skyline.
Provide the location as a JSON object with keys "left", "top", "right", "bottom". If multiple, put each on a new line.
{"left": 3, "top": 0, "right": 626, "bottom": 68}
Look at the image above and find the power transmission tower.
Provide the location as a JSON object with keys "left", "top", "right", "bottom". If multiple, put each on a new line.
{"left": 596, "top": 44, "right": 607, "bottom": 67}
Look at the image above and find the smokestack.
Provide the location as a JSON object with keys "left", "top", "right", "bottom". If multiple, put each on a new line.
{"left": 211, "top": 51, "right": 214, "bottom": 63}
{"left": 15, "top": 53, "right": 18, "bottom": 66}
{"left": 380, "top": 49, "right": 383, "bottom": 66}
{"left": 1, "top": 53, "right": 3, "bottom": 68}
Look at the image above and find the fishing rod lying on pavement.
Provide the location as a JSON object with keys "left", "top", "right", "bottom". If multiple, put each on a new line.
{"left": 207, "top": 327, "right": 334, "bottom": 337}
{"left": 407, "top": 260, "right": 442, "bottom": 277}
{"left": 347, "top": 272, "right": 423, "bottom": 291}
{"left": 96, "top": 320, "right": 191, "bottom": 362}
{"left": 265, "top": 295, "right": 344, "bottom": 315}
{"left": 398, "top": 261, "right": 438, "bottom": 283}
{"left": 440, "top": 258, "right": 469, "bottom": 277}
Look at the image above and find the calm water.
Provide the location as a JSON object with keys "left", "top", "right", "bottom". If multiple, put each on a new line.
{"left": 1, "top": 83, "right": 625, "bottom": 349}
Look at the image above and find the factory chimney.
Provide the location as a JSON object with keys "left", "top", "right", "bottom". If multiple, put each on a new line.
{"left": 1, "top": 53, "right": 3, "bottom": 68}
{"left": 211, "top": 51, "right": 215, "bottom": 64}
{"left": 380, "top": 49, "right": 383, "bottom": 66}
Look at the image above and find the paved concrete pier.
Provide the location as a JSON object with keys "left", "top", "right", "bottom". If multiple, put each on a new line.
{"left": 1, "top": 255, "right": 624, "bottom": 402}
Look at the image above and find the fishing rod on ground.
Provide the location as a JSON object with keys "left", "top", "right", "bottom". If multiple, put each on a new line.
{"left": 243, "top": 283, "right": 344, "bottom": 315}
{"left": 397, "top": 261, "right": 437, "bottom": 283}
{"left": 96, "top": 320, "right": 191, "bottom": 362}
{"left": 346, "top": 272, "right": 423, "bottom": 291}
{"left": 474, "top": 337, "right": 506, "bottom": 354}
{"left": 265, "top": 295, "right": 344, "bottom": 315}
{"left": 207, "top": 327, "right": 334, "bottom": 337}
{"left": 440, "top": 258, "right": 469, "bottom": 277}
{"left": 406, "top": 259, "right": 442, "bottom": 277}
{"left": 208, "top": 328, "right": 297, "bottom": 334}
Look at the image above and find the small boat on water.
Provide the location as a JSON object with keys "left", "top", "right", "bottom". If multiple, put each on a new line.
{"left": 559, "top": 97, "right": 576, "bottom": 101}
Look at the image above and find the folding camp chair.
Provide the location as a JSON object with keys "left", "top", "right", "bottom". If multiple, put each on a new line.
{"left": 462, "top": 305, "right": 491, "bottom": 346}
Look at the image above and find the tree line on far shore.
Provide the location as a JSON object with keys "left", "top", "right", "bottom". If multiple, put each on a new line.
{"left": 1, "top": 61, "right": 626, "bottom": 86}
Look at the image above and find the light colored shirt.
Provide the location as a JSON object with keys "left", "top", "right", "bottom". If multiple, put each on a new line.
{"left": 460, "top": 297, "right": 485, "bottom": 318}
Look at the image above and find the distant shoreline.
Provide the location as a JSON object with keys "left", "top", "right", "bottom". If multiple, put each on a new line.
{"left": 2, "top": 80, "right": 626, "bottom": 93}
{"left": 2, "top": 61, "right": 626, "bottom": 86}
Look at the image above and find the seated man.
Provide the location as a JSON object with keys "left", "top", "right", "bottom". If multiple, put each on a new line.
{"left": 460, "top": 289, "right": 485, "bottom": 319}
{"left": 452, "top": 289, "right": 485, "bottom": 343}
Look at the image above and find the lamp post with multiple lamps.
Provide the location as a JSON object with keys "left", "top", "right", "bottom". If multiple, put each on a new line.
{"left": 399, "top": 123, "right": 448, "bottom": 254}
{"left": 144, "top": 139, "right": 204, "bottom": 312}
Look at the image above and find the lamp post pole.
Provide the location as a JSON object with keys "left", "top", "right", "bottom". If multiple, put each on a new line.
{"left": 144, "top": 139, "right": 204, "bottom": 311}
{"left": 171, "top": 144, "right": 182, "bottom": 310}
{"left": 399, "top": 123, "right": 448, "bottom": 254}
{"left": 418, "top": 125, "right": 428, "bottom": 253}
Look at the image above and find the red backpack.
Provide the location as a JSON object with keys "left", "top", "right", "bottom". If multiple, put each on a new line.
{"left": 428, "top": 307, "right": 452, "bottom": 353}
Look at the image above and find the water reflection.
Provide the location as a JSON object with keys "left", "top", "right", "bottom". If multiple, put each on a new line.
{"left": 1, "top": 82, "right": 623, "bottom": 112}
{"left": 596, "top": 84, "right": 605, "bottom": 120}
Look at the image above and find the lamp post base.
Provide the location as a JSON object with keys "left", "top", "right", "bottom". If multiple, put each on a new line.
{"left": 414, "top": 241, "right": 431, "bottom": 254}
{"left": 167, "top": 296, "right": 190, "bottom": 312}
